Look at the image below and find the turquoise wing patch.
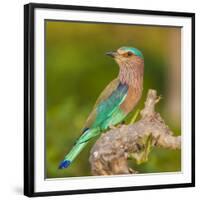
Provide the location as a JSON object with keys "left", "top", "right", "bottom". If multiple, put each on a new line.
{"left": 92, "top": 82, "right": 128, "bottom": 129}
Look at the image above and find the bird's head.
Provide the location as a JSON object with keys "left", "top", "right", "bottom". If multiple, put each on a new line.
{"left": 106, "top": 46, "right": 144, "bottom": 67}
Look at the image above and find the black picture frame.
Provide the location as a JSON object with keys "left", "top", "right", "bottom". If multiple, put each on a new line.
{"left": 24, "top": 3, "right": 195, "bottom": 197}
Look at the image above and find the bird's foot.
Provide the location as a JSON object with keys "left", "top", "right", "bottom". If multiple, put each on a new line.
{"left": 109, "top": 125, "right": 117, "bottom": 130}
{"left": 109, "top": 123, "right": 125, "bottom": 129}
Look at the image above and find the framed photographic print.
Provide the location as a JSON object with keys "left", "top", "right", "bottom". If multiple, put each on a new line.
{"left": 24, "top": 3, "right": 195, "bottom": 197}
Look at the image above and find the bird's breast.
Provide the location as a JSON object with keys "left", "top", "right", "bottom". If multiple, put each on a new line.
{"left": 120, "top": 85, "right": 142, "bottom": 114}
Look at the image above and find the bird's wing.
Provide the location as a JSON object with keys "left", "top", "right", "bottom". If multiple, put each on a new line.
{"left": 83, "top": 78, "right": 128, "bottom": 130}
{"left": 93, "top": 78, "right": 120, "bottom": 107}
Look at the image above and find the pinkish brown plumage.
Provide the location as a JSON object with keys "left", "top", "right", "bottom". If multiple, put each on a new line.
{"left": 115, "top": 48, "right": 144, "bottom": 114}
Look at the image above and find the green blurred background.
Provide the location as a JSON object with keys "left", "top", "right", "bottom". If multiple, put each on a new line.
{"left": 46, "top": 20, "right": 181, "bottom": 178}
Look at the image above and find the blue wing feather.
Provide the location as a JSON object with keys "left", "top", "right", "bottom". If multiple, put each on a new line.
{"left": 78, "top": 82, "right": 128, "bottom": 144}
{"left": 92, "top": 82, "right": 128, "bottom": 128}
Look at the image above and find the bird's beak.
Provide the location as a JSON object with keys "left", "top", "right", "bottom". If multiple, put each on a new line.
{"left": 106, "top": 51, "right": 118, "bottom": 58}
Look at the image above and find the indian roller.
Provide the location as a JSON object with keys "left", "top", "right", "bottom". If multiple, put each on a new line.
{"left": 59, "top": 46, "right": 144, "bottom": 169}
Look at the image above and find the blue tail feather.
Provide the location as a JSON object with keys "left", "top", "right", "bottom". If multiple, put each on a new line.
{"left": 58, "top": 128, "right": 99, "bottom": 169}
{"left": 58, "top": 160, "right": 71, "bottom": 169}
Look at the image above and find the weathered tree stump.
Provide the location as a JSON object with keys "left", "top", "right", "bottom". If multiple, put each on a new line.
{"left": 89, "top": 89, "right": 181, "bottom": 175}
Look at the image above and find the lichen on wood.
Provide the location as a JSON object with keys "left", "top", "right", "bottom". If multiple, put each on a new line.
{"left": 89, "top": 89, "right": 181, "bottom": 175}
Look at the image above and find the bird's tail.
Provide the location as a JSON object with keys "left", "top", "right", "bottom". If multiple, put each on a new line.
{"left": 58, "top": 128, "right": 99, "bottom": 169}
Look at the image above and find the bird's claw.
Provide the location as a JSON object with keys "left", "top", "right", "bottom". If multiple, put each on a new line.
{"left": 109, "top": 125, "right": 117, "bottom": 130}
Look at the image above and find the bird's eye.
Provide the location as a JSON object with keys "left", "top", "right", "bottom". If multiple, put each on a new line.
{"left": 127, "top": 51, "right": 133, "bottom": 56}
{"left": 123, "top": 51, "right": 133, "bottom": 57}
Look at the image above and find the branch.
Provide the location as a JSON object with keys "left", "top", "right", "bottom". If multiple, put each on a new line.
{"left": 89, "top": 89, "right": 181, "bottom": 175}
